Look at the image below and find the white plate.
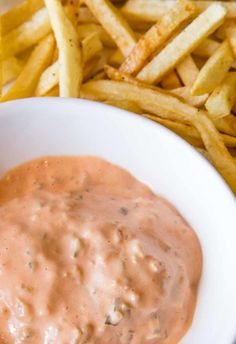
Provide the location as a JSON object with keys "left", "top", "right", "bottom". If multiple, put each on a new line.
{"left": 0, "top": 97, "right": 236, "bottom": 344}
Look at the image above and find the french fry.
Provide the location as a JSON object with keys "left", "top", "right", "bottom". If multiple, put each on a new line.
{"left": 192, "top": 112, "right": 236, "bottom": 193}
{"left": 144, "top": 115, "right": 236, "bottom": 148}
{"left": 104, "top": 99, "right": 142, "bottom": 114}
{"left": 82, "top": 32, "right": 103, "bottom": 63}
{"left": 35, "top": 61, "right": 59, "bottom": 96}
{"left": 108, "top": 49, "right": 124, "bottom": 67}
{"left": 2, "top": 8, "right": 51, "bottom": 59}
{"left": 121, "top": 0, "right": 176, "bottom": 22}
{"left": 170, "top": 86, "right": 208, "bottom": 107}
{"left": 176, "top": 55, "right": 199, "bottom": 86}
{"left": 84, "top": 0, "right": 137, "bottom": 56}
{"left": 36, "top": 33, "right": 102, "bottom": 96}
{"left": 1, "top": 0, "right": 44, "bottom": 35}
{"left": 191, "top": 40, "right": 234, "bottom": 95}
{"left": 1, "top": 35, "right": 54, "bottom": 102}
{"left": 214, "top": 115, "right": 236, "bottom": 136}
{"left": 77, "top": 23, "right": 115, "bottom": 48}
{"left": 44, "top": 0, "right": 82, "bottom": 97}
{"left": 44, "top": 86, "right": 59, "bottom": 97}
{"left": 161, "top": 71, "right": 182, "bottom": 90}
{"left": 105, "top": 65, "right": 236, "bottom": 137}
{"left": 3, "top": 57, "right": 25, "bottom": 85}
{"left": 225, "top": 23, "right": 236, "bottom": 57}
{"left": 121, "top": 1, "right": 236, "bottom": 22}
{"left": 119, "top": 0, "right": 196, "bottom": 75}
{"left": 137, "top": 4, "right": 227, "bottom": 84}
{"left": 81, "top": 79, "right": 197, "bottom": 123}
{"left": 193, "top": 38, "right": 220, "bottom": 58}
{"left": 205, "top": 72, "right": 236, "bottom": 118}
{"left": 81, "top": 79, "right": 236, "bottom": 192}
{"left": 77, "top": 6, "right": 97, "bottom": 23}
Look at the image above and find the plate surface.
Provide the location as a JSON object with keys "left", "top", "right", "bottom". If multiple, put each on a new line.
{"left": 0, "top": 97, "right": 236, "bottom": 344}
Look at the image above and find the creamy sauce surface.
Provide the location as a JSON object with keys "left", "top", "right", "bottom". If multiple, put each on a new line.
{"left": 0, "top": 156, "right": 202, "bottom": 344}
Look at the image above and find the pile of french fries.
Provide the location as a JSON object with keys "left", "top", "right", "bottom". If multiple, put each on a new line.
{"left": 1, "top": 0, "right": 236, "bottom": 193}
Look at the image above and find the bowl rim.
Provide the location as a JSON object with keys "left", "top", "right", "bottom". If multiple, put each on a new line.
{"left": 0, "top": 96, "right": 235, "bottom": 200}
{"left": 0, "top": 97, "right": 236, "bottom": 344}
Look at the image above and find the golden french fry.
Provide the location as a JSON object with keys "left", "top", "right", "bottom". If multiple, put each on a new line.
{"left": 214, "top": 115, "right": 236, "bottom": 136}
{"left": 77, "top": 6, "right": 97, "bottom": 23}
{"left": 81, "top": 77, "right": 202, "bottom": 124}
{"left": 1, "top": 35, "right": 54, "bottom": 102}
{"left": 1, "top": 0, "right": 44, "bottom": 35}
{"left": 82, "top": 32, "right": 103, "bottom": 63}
{"left": 78, "top": 23, "right": 115, "bottom": 48}
{"left": 44, "top": 86, "right": 59, "bottom": 97}
{"left": 205, "top": 72, "right": 236, "bottom": 118}
{"left": 84, "top": 0, "right": 137, "bottom": 56}
{"left": 176, "top": 55, "right": 199, "bottom": 86}
{"left": 192, "top": 111, "right": 236, "bottom": 193}
{"left": 105, "top": 65, "right": 236, "bottom": 137}
{"left": 104, "top": 99, "right": 142, "bottom": 114}
{"left": 191, "top": 40, "right": 234, "bottom": 95}
{"left": 170, "top": 86, "right": 208, "bottom": 107}
{"left": 2, "top": 8, "right": 51, "bottom": 59}
{"left": 35, "top": 61, "right": 59, "bottom": 96}
{"left": 3, "top": 57, "right": 25, "bottom": 85}
{"left": 81, "top": 79, "right": 236, "bottom": 192}
{"left": 36, "top": 33, "right": 102, "bottom": 96}
{"left": 225, "top": 23, "right": 236, "bottom": 57}
{"left": 137, "top": 4, "right": 227, "bottom": 84}
{"left": 121, "top": 0, "right": 236, "bottom": 22}
{"left": 193, "top": 38, "right": 220, "bottom": 58}
{"left": 161, "top": 71, "right": 182, "bottom": 90}
{"left": 108, "top": 49, "right": 124, "bottom": 67}
{"left": 119, "top": 0, "right": 196, "bottom": 75}
{"left": 121, "top": 0, "right": 176, "bottom": 22}
{"left": 144, "top": 114, "right": 236, "bottom": 148}
{"left": 44, "top": 0, "right": 82, "bottom": 98}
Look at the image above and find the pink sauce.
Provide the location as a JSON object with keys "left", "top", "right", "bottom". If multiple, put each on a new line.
{"left": 0, "top": 156, "right": 202, "bottom": 344}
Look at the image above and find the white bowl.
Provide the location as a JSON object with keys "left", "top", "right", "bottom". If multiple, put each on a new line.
{"left": 0, "top": 98, "right": 236, "bottom": 344}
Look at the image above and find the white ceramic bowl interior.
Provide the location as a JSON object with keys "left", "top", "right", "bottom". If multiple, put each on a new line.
{"left": 0, "top": 98, "right": 236, "bottom": 344}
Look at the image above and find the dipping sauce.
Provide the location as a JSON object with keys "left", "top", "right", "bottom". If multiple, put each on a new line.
{"left": 0, "top": 156, "right": 202, "bottom": 344}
